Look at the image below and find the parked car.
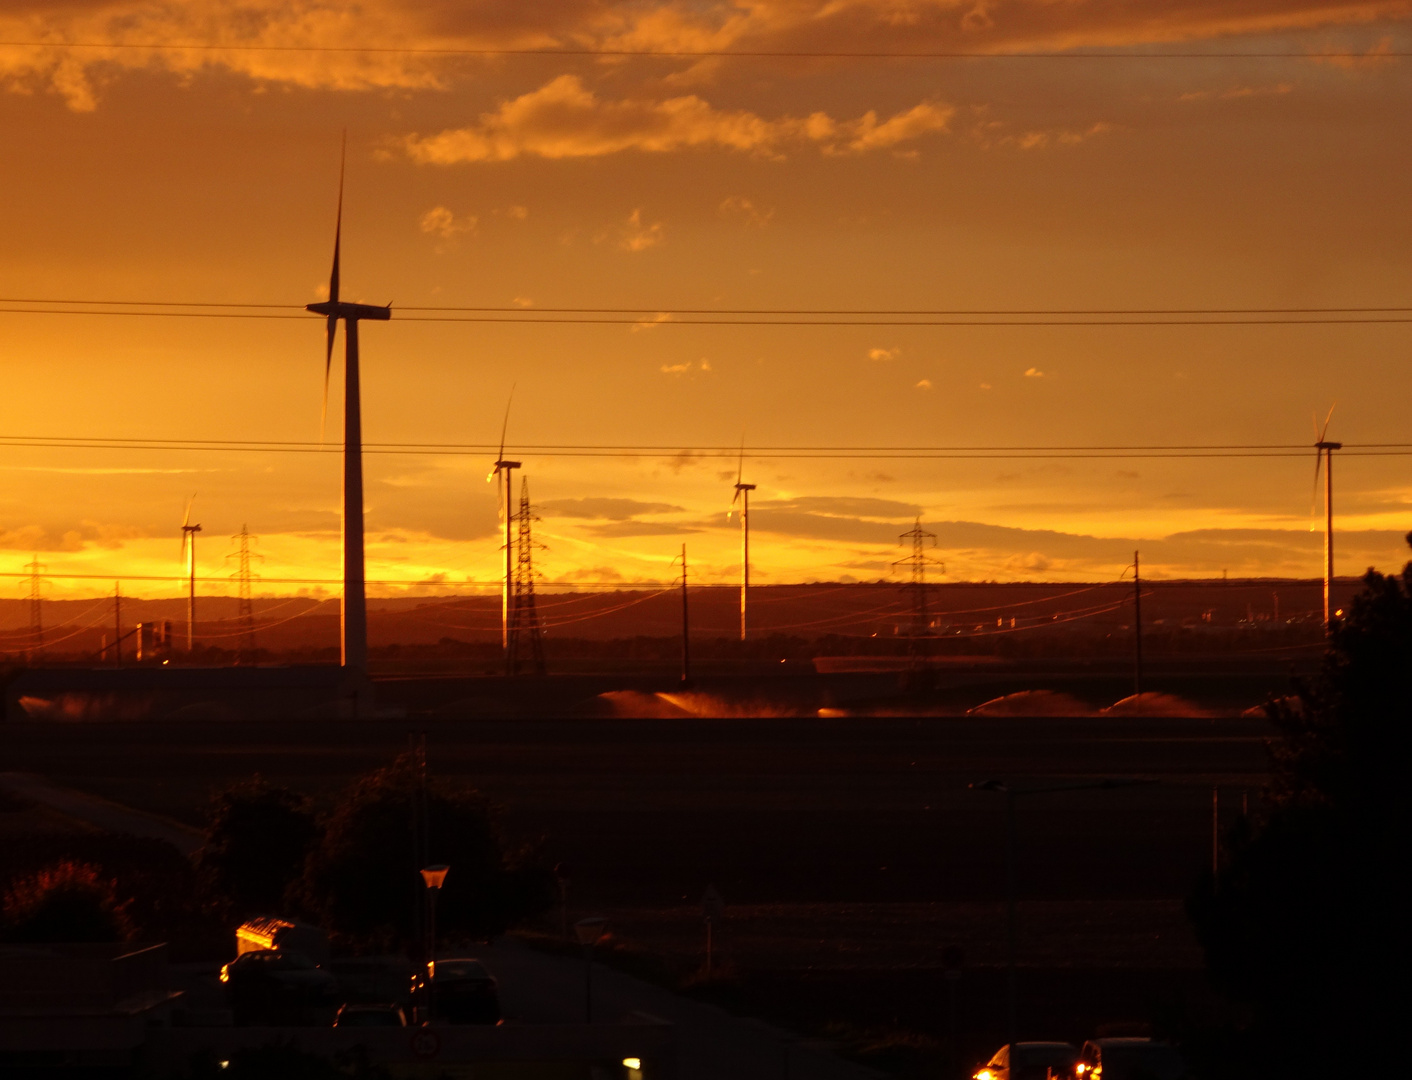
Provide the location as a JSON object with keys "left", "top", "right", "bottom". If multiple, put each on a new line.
{"left": 334, "top": 1003, "right": 408, "bottom": 1027}
{"left": 1075, "top": 1038, "right": 1187, "bottom": 1080}
{"left": 411, "top": 958, "right": 501, "bottom": 1024}
{"left": 220, "top": 949, "right": 340, "bottom": 1026}
{"left": 974, "top": 1042, "right": 1081, "bottom": 1080}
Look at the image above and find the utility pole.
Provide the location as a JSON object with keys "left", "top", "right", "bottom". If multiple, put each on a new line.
{"left": 506, "top": 476, "right": 546, "bottom": 677}
{"left": 1133, "top": 550, "right": 1143, "bottom": 703}
{"left": 23, "top": 555, "right": 45, "bottom": 661}
{"left": 113, "top": 583, "right": 122, "bottom": 664}
{"left": 678, "top": 544, "right": 691, "bottom": 687}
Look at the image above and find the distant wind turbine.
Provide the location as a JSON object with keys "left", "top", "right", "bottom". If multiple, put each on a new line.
{"left": 304, "top": 135, "right": 391, "bottom": 711}
{"left": 728, "top": 441, "right": 756, "bottom": 642}
{"left": 1312, "top": 405, "right": 1341, "bottom": 632}
{"left": 179, "top": 494, "right": 201, "bottom": 652}
{"left": 487, "top": 387, "right": 519, "bottom": 660}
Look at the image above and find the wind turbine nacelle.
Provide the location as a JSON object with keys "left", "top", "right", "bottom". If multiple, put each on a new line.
{"left": 306, "top": 301, "right": 392, "bottom": 321}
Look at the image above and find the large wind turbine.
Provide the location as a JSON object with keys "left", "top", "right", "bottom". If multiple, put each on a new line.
{"left": 487, "top": 389, "right": 519, "bottom": 661}
{"left": 305, "top": 139, "right": 390, "bottom": 706}
{"left": 729, "top": 443, "right": 756, "bottom": 642}
{"left": 1312, "top": 406, "right": 1341, "bottom": 632}
{"left": 180, "top": 495, "right": 201, "bottom": 652}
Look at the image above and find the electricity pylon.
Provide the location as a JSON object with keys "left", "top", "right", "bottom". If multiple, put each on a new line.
{"left": 893, "top": 518, "right": 945, "bottom": 665}
{"left": 23, "top": 555, "right": 45, "bottom": 661}
{"left": 506, "top": 477, "right": 546, "bottom": 677}
{"left": 228, "top": 526, "right": 263, "bottom": 664}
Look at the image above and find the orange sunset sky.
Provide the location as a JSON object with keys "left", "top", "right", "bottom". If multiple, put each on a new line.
{"left": 1, "top": 1, "right": 1410, "bottom": 600}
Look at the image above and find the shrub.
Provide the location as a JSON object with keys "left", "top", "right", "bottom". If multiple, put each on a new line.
{"left": 198, "top": 776, "right": 316, "bottom": 920}
{"left": 1, "top": 860, "right": 133, "bottom": 943}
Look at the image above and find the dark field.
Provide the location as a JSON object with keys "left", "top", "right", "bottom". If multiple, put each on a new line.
{"left": 0, "top": 711, "right": 1270, "bottom": 1069}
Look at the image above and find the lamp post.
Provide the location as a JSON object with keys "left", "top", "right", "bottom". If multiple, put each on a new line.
{"left": 420, "top": 864, "right": 449, "bottom": 1023}
{"left": 969, "top": 778, "right": 1155, "bottom": 1051}
{"left": 574, "top": 916, "right": 607, "bottom": 1022}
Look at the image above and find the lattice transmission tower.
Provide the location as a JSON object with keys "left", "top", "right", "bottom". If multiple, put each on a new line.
{"left": 893, "top": 518, "right": 945, "bottom": 651}
{"left": 505, "top": 477, "right": 546, "bottom": 677}
{"left": 227, "top": 526, "right": 262, "bottom": 664}
{"left": 23, "top": 555, "right": 46, "bottom": 661}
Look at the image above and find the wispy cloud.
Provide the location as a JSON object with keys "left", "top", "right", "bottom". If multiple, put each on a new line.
{"left": 403, "top": 76, "right": 952, "bottom": 163}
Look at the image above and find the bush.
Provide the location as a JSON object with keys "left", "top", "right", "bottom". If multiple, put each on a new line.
{"left": 1, "top": 860, "right": 133, "bottom": 943}
{"left": 197, "top": 776, "right": 316, "bottom": 920}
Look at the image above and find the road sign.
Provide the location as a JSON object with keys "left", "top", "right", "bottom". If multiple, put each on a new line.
{"left": 702, "top": 885, "right": 724, "bottom": 922}
{"left": 410, "top": 1028, "right": 441, "bottom": 1059}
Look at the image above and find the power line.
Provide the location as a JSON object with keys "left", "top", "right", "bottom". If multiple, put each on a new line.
{"left": 7, "top": 297, "right": 1412, "bottom": 316}
{"left": 2, "top": 305, "right": 1409, "bottom": 326}
{"left": 1, "top": 434, "right": 1410, "bottom": 460}
{"left": 2, "top": 40, "right": 1406, "bottom": 59}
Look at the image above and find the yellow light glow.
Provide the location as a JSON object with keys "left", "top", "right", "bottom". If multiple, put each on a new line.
{"left": 622, "top": 1058, "right": 642, "bottom": 1070}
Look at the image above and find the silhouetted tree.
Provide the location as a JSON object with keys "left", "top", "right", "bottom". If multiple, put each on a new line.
{"left": 197, "top": 776, "right": 316, "bottom": 920}
{"left": 1, "top": 860, "right": 133, "bottom": 943}
{"left": 300, "top": 754, "right": 553, "bottom": 948}
{"left": 1188, "top": 544, "right": 1409, "bottom": 1078}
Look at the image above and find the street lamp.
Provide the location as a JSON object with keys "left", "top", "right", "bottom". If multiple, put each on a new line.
{"left": 420, "top": 864, "right": 450, "bottom": 1022}
{"left": 969, "top": 778, "right": 1155, "bottom": 1051}
{"left": 574, "top": 916, "right": 607, "bottom": 1023}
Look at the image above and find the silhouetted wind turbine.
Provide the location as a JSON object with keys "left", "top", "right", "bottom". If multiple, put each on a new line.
{"left": 305, "top": 137, "right": 390, "bottom": 709}
{"left": 179, "top": 494, "right": 201, "bottom": 652}
{"left": 1312, "top": 405, "right": 1341, "bottom": 632}
{"left": 487, "top": 388, "right": 519, "bottom": 661}
{"left": 728, "top": 442, "right": 756, "bottom": 642}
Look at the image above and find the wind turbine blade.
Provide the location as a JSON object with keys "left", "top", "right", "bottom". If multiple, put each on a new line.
{"left": 329, "top": 132, "right": 344, "bottom": 305}
{"left": 497, "top": 384, "right": 516, "bottom": 462}
{"left": 736, "top": 438, "right": 744, "bottom": 487}
{"left": 1319, "top": 402, "right": 1336, "bottom": 443}
{"left": 182, "top": 494, "right": 194, "bottom": 529}
{"left": 1311, "top": 449, "right": 1324, "bottom": 517}
{"left": 320, "top": 316, "right": 337, "bottom": 441}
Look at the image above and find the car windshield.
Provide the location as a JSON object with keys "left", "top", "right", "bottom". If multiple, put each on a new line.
{"left": 1099, "top": 1045, "right": 1185, "bottom": 1080}
{"left": 1014, "top": 1047, "right": 1078, "bottom": 1080}
{"left": 433, "top": 960, "right": 488, "bottom": 980}
{"left": 269, "top": 951, "right": 318, "bottom": 970}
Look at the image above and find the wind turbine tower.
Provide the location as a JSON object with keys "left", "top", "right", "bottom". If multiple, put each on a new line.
{"left": 488, "top": 391, "right": 520, "bottom": 660}
{"left": 305, "top": 138, "right": 391, "bottom": 709}
{"left": 1313, "top": 407, "right": 1342, "bottom": 631}
{"left": 180, "top": 496, "right": 202, "bottom": 652}
{"left": 730, "top": 446, "right": 756, "bottom": 641}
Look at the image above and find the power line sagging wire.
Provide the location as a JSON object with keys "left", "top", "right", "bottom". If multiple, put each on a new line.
{"left": 3, "top": 298, "right": 1412, "bottom": 326}
{"left": 2, "top": 434, "right": 1411, "bottom": 460}
{"left": 0, "top": 40, "right": 1407, "bottom": 59}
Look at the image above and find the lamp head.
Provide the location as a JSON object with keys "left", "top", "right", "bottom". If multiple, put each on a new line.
{"left": 574, "top": 915, "right": 607, "bottom": 945}
{"left": 420, "top": 864, "right": 450, "bottom": 890}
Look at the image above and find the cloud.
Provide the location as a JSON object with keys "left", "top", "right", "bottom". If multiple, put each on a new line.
{"left": 402, "top": 75, "right": 953, "bottom": 163}
{"left": 6, "top": 2, "right": 1407, "bottom": 113}
{"left": 420, "top": 205, "right": 477, "bottom": 238}
{"left": 868, "top": 347, "right": 899, "bottom": 362}
{"left": 979, "top": 382, "right": 993, "bottom": 390}
{"left": 588, "top": 520, "right": 700, "bottom": 537}
{"left": 758, "top": 496, "right": 922, "bottom": 519}
{"left": 620, "top": 208, "right": 664, "bottom": 251}
{"left": 719, "top": 196, "right": 774, "bottom": 227}
{"left": 505, "top": 204, "right": 530, "bottom": 219}
{"left": 1025, "top": 367, "right": 1045, "bottom": 378}
{"left": 541, "top": 497, "right": 684, "bottom": 520}
{"left": 915, "top": 378, "right": 933, "bottom": 390}
{"left": 659, "top": 358, "right": 712, "bottom": 375}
